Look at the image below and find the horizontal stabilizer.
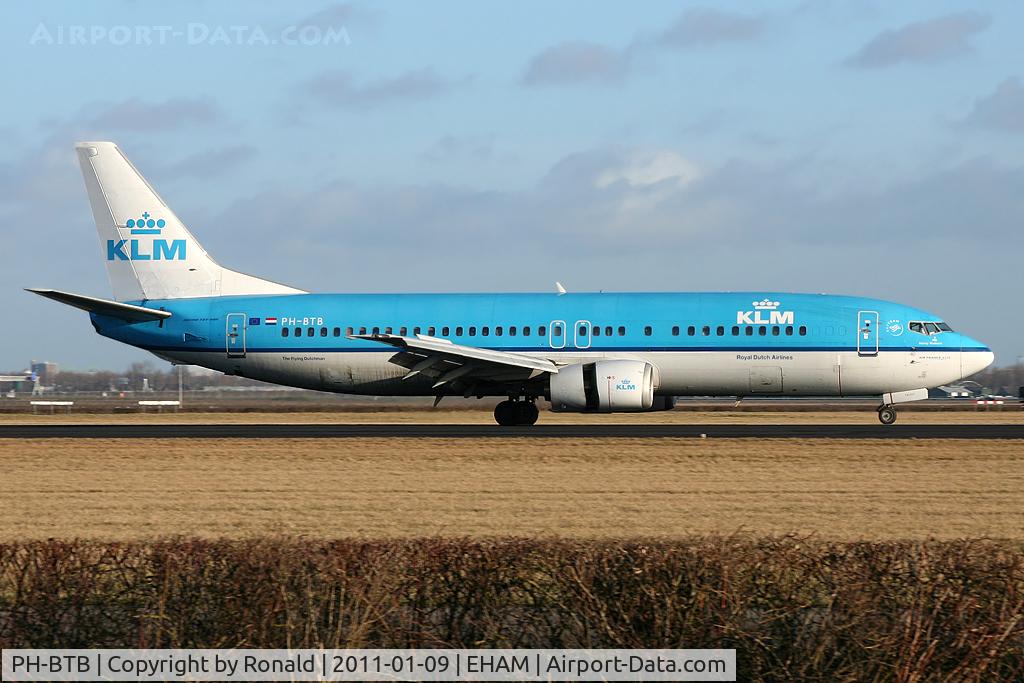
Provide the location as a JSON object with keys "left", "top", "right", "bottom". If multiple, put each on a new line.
{"left": 26, "top": 288, "right": 171, "bottom": 322}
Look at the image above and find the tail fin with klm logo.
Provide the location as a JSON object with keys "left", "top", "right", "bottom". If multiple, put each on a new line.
{"left": 75, "top": 141, "right": 303, "bottom": 301}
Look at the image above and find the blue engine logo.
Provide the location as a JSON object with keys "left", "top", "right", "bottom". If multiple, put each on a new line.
{"left": 107, "top": 211, "right": 185, "bottom": 261}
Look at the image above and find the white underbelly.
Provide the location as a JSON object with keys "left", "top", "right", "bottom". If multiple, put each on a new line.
{"left": 158, "top": 349, "right": 960, "bottom": 397}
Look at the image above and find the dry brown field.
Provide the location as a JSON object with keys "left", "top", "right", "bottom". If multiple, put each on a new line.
{"left": 2, "top": 429, "right": 1022, "bottom": 540}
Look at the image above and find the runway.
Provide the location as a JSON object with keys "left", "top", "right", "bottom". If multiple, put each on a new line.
{"left": 1, "top": 423, "right": 1022, "bottom": 439}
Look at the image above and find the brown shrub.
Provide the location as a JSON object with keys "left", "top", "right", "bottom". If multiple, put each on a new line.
{"left": 1, "top": 536, "right": 1022, "bottom": 680}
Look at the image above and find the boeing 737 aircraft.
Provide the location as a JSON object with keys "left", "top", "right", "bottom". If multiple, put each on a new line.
{"left": 30, "top": 142, "right": 994, "bottom": 425}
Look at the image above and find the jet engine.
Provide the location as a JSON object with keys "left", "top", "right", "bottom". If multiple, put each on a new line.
{"left": 549, "top": 359, "right": 662, "bottom": 412}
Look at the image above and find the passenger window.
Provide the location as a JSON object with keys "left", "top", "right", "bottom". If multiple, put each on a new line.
{"left": 370, "top": 326, "right": 378, "bottom": 335}
{"left": 593, "top": 326, "right": 601, "bottom": 337}
{"left": 509, "top": 326, "right": 517, "bottom": 336}
{"left": 618, "top": 326, "right": 626, "bottom": 336}
{"left": 469, "top": 326, "right": 477, "bottom": 336}
{"left": 308, "top": 327, "right": 315, "bottom": 337}
{"left": 745, "top": 326, "right": 753, "bottom": 336}
{"left": 414, "top": 326, "right": 421, "bottom": 335}
{"left": 553, "top": 324, "right": 562, "bottom": 336}
{"left": 759, "top": 326, "right": 767, "bottom": 336}
{"left": 732, "top": 326, "right": 739, "bottom": 336}
{"left": 772, "top": 326, "right": 779, "bottom": 336}
{"left": 442, "top": 326, "right": 450, "bottom": 336}
{"left": 702, "top": 326, "right": 710, "bottom": 336}
{"left": 496, "top": 326, "right": 503, "bottom": 336}
{"left": 524, "top": 326, "right": 531, "bottom": 336}
{"left": 358, "top": 326, "right": 366, "bottom": 335}
{"left": 605, "top": 326, "right": 612, "bottom": 336}
{"left": 282, "top": 328, "right": 289, "bottom": 337}
{"left": 687, "top": 326, "right": 695, "bottom": 336}
{"left": 398, "top": 326, "right": 407, "bottom": 336}
{"left": 427, "top": 326, "right": 436, "bottom": 336}
{"left": 644, "top": 326, "right": 652, "bottom": 336}
{"left": 384, "top": 326, "right": 392, "bottom": 335}
{"left": 672, "top": 326, "right": 679, "bottom": 336}
{"left": 320, "top": 327, "right": 328, "bottom": 337}
{"left": 482, "top": 326, "right": 490, "bottom": 336}
{"left": 785, "top": 326, "right": 793, "bottom": 336}
{"left": 295, "top": 327, "right": 302, "bottom": 337}
{"left": 456, "top": 326, "right": 463, "bottom": 336}
{"left": 333, "top": 327, "right": 340, "bottom": 337}
{"left": 538, "top": 326, "right": 545, "bottom": 336}
{"left": 346, "top": 326, "right": 353, "bottom": 336}
{"left": 716, "top": 326, "right": 724, "bottom": 336}
{"left": 799, "top": 326, "right": 807, "bottom": 336}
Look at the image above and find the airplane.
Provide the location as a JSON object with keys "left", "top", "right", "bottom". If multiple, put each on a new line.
{"left": 29, "top": 142, "right": 994, "bottom": 425}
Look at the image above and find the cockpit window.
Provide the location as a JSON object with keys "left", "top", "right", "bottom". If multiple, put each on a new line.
{"left": 909, "top": 321, "right": 952, "bottom": 335}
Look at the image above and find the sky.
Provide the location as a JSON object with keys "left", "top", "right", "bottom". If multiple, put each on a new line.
{"left": 1, "top": 0, "right": 1023, "bottom": 370}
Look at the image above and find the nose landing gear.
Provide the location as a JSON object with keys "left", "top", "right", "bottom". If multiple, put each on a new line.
{"left": 877, "top": 405, "right": 898, "bottom": 425}
{"left": 494, "top": 399, "right": 539, "bottom": 426}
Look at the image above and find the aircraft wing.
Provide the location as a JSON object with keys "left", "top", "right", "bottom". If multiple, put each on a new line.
{"left": 350, "top": 333, "right": 559, "bottom": 389}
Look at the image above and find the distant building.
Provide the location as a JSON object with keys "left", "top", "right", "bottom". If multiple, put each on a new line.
{"left": 30, "top": 360, "right": 58, "bottom": 386}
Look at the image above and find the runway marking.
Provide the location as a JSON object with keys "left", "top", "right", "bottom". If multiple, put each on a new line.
{"left": 0, "top": 424, "right": 1021, "bottom": 439}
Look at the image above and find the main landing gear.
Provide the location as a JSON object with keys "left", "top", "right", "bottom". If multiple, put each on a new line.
{"left": 877, "top": 405, "right": 898, "bottom": 425}
{"left": 494, "top": 399, "right": 539, "bottom": 426}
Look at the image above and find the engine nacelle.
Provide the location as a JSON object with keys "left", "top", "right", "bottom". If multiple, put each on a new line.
{"left": 549, "top": 359, "right": 657, "bottom": 412}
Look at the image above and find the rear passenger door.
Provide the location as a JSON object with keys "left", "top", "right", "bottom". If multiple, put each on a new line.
{"left": 226, "top": 312, "right": 247, "bottom": 358}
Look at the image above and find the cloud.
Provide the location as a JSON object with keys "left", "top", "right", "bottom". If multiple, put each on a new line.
{"left": 595, "top": 150, "right": 701, "bottom": 189}
{"left": 658, "top": 8, "right": 766, "bottom": 48}
{"left": 519, "top": 10, "right": 767, "bottom": 87}
{"left": 301, "top": 68, "right": 454, "bottom": 108}
{"left": 845, "top": 12, "right": 990, "bottom": 68}
{"left": 521, "top": 41, "right": 631, "bottom": 86}
{"left": 159, "top": 145, "right": 259, "bottom": 179}
{"left": 421, "top": 135, "right": 494, "bottom": 163}
{"left": 88, "top": 97, "right": 222, "bottom": 131}
{"left": 292, "top": 2, "right": 379, "bottom": 30}
{"left": 962, "top": 77, "right": 1024, "bottom": 132}
{"left": 293, "top": 3, "right": 357, "bottom": 28}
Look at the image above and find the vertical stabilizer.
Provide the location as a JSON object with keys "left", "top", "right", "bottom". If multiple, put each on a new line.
{"left": 75, "top": 141, "right": 303, "bottom": 301}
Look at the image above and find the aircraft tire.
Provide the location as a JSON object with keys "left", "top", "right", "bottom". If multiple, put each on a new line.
{"left": 494, "top": 400, "right": 518, "bottom": 426}
{"left": 516, "top": 401, "right": 539, "bottom": 426}
{"left": 878, "top": 406, "right": 897, "bottom": 425}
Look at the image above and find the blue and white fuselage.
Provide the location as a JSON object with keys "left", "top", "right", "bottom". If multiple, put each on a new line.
{"left": 30, "top": 142, "right": 994, "bottom": 425}
{"left": 95, "top": 291, "right": 990, "bottom": 401}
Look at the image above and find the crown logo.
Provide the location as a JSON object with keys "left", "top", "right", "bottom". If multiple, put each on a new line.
{"left": 753, "top": 298, "right": 780, "bottom": 310}
{"left": 127, "top": 211, "right": 166, "bottom": 235}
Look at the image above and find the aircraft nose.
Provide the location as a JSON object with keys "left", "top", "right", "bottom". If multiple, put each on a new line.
{"left": 961, "top": 345, "right": 994, "bottom": 380}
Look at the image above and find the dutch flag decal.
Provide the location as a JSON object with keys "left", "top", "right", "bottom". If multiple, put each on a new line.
{"left": 265, "top": 317, "right": 278, "bottom": 325}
